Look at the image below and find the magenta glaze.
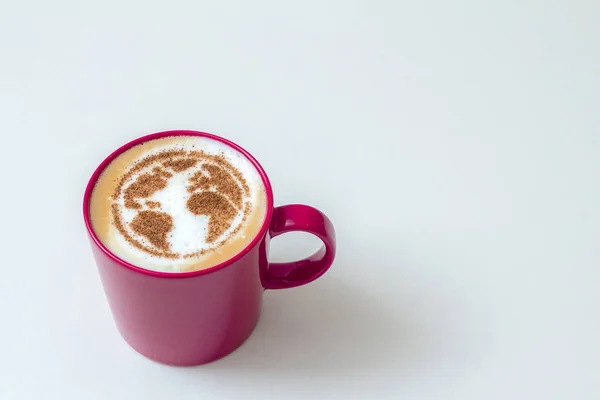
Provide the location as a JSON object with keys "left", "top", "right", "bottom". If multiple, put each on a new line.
{"left": 83, "top": 130, "right": 336, "bottom": 365}
{"left": 265, "top": 205, "right": 336, "bottom": 289}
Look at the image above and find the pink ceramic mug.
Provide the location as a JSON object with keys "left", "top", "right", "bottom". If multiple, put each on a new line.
{"left": 83, "top": 130, "right": 336, "bottom": 366}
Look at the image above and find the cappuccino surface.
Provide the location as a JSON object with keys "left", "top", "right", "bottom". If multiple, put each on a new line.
{"left": 90, "top": 136, "right": 268, "bottom": 273}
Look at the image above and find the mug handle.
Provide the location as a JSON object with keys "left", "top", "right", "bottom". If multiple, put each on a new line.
{"left": 264, "top": 204, "right": 336, "bottom": 290}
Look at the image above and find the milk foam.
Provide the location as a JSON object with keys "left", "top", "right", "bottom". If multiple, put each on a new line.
{"left": 91, "top": 136, "right": 267, "bottom": 273}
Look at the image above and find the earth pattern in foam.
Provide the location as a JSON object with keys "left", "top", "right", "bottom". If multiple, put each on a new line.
{"left": 111, "top": 151, "right": 251, "bottom": 259}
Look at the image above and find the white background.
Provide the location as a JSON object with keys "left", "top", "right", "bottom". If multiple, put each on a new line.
{"left": 1, "top": 1, "right": 599, "bottom": 399}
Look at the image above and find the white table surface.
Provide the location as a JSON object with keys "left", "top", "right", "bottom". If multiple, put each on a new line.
{"left": 1, "top": 1, "right": 599, "bottom": 399}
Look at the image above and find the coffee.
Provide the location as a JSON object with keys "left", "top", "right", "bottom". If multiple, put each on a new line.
{"left": 90, "top": 135, "right": 268, "bottom": 273}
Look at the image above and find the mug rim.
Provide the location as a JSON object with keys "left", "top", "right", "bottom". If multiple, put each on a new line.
{"left": 82, "top": 130, "right": 275, "bottom": 279}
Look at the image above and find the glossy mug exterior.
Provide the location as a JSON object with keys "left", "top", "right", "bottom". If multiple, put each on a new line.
{"left": 83, "top": 130, "right": 336, "bottom": 366}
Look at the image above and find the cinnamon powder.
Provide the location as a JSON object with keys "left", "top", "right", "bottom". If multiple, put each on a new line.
{"left": 111, "top": 149, "right": 251, "bottom": 258}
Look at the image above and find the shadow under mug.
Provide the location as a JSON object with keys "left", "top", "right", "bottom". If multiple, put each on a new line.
{"left": 83, "top": 130, "right": 336, "bottom": 366}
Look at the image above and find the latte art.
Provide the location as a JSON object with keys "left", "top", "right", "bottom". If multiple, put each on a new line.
{"left": 90, "top": 136, "right": 268, "bottom": 273}
{"left": 112, "top": 150, "right": 252, "bottom": 258}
